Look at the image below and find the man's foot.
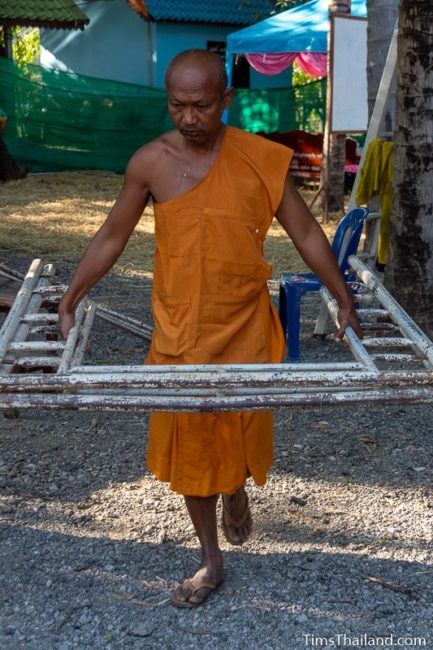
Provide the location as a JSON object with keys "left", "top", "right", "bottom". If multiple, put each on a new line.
{"left": 221, "top": 487, "right": 252, "bottom": 546}
{"left": 171, "top": 563, "right": 223, "bottom": 608}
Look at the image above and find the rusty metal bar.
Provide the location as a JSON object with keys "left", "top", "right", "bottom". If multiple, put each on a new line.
{"left": 370, "top": 353, "right": 417, "bottom": 362}
{"left": 28, "top": 325, "right": 60, "bottom": 335}
{"left": 72, "top": 361, "right": 365, "bottom": 374}
{"left": 14, "top": 264, "right": 56, "bottom": 346}
{"left": 319, "top": 287, "right": 379, "bottom": 373}
{"left": 356, "top": 308, "right": 389, "bottom": 318}
{"left": 0, "top": 367, "right": 380, "bottom": 392}
{"left": 57, "top": 299, "right": 86, "bottom": 374}
{"left": 96, "top": 305, "right": 153, "bottom": 341}
{"left": 2, "top": 386, "right": 433, "bottom": 411}
{"left": 361, "top": 337, "right": 414, "bottom": 348}
{"left": 0, "top": 259, "right": 45, "bottom": 364}
{"left": 3, "top": 365, "right": 433, "bottom": 394}
{"left": 349, "top": 256, "right": 433, "bottom": 368}
{"left": 20, "top": 314, "right": 59, "bottom": 323}
{"left": 350, "top": 293, "right": 375, "bottom": 304}
{"left": 359, "top": 323, "right": 398, "bottom": 331}
{"left": 1, "top": 261, "right": 152, "bottom": 343}
{"left": 71, "top": 301, "right": 97, "bottom": 368}
{"left": 0, "top": 263, "right": 25, "bottom": 283}
{"left": 32, "top": 284, "right": 67, "bottom": 295}
{"left": 9, "top": 341, "right": 65, "bottom": 352}
{"left": 2, "top": 257, "right": 433, "bottom": 413}
{"left": 12, "top": 357, "right": 60, "bottom": 369}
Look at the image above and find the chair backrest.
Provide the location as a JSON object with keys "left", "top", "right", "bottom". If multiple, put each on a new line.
{"left": 358, "top": 211, "right": 381, "bottom": 268}
{"left": 331, "top": 207, "right": 369, "bottom": 272}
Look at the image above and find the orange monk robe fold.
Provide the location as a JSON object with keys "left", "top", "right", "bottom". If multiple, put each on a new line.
{"left": 145, "top": 126, "right": 293, "bottom": 496}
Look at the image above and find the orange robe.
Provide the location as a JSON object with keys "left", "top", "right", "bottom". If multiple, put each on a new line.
{"left": 146, "top": 126, "right": 293, "bottom": 496}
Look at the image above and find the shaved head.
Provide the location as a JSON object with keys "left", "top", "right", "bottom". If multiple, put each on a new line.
{"left": 165, "top": 49, "right": 228, "bottom": 96}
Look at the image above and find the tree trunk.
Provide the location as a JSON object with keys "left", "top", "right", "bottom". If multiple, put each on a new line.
{"left": 385, "top": 0, "right": 433, "bottom": 337}
{"left": 366, "top": 0, "right": 399, "bottom": 132}
{"left": 320, "top": 0, "right": 351, "bottom": 214}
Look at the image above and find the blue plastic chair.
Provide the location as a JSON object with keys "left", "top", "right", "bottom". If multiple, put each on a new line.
{"left": 279, "top": 207, "right": 369, "bottom": 360}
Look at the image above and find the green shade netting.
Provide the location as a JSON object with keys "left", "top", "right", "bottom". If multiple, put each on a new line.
{"left": 230, "top": 81, "right": 325, "bottom": 135}
{"left": 0, "top": 58, "right": 326, "bottom": 173}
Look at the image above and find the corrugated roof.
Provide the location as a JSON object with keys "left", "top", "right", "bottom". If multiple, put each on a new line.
{"left": 128, "top": 0, "right": 275, "bottom": 26}
{"left": 0, "top": 0, "right": 89, "bottom": 30}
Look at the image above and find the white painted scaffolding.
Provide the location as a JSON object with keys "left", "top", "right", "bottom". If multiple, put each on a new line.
{"left": 1, "top": 257, "right": 433, "bottom": 412}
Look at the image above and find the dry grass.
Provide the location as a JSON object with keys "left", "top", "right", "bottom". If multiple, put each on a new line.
{"left": 0, "top": 171, "right": 340, "bottom": 279}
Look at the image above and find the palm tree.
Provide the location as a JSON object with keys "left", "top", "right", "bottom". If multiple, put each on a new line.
{"left": 366, "top": 0, "right": 399, "bottom": 131}
{"left": 385, "top": 0, "right": 433, "bottom": 337}
{"left": 319, "top": 0, "right": 351, "bottom": 215}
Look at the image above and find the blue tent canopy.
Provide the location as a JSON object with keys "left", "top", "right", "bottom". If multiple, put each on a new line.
{"left": 223, "top": 0, "right": 367, "bottom": 121}
{"left": 227, "top": 0, "right": 367, "bottom": 57}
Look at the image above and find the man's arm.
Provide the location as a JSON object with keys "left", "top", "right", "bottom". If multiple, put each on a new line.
{"left": 275, "top": 173, "right": 363, "bottom": 340}
{"left": 58, "top": 151, "right": 151, "bottom": 339}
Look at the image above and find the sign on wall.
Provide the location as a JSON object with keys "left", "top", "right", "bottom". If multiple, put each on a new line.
{"left": 331, "top": 15, "right": 368, "bottom": 133}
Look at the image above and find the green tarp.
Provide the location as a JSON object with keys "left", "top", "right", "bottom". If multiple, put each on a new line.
{"left": 0, "top": 58, "right": 326, "bottom": 173}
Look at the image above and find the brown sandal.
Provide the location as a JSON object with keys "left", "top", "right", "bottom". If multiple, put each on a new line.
{"left": 170, "top": 578, "right": 222, "bottom": 608}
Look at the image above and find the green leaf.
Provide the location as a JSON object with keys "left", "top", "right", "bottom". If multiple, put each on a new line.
{"left": 102, "top": 630, "right": 113, "bottom": 642}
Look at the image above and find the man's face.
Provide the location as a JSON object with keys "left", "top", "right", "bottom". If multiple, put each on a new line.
{"left": 167, "top": 65, "right": 233, "bottom": 144}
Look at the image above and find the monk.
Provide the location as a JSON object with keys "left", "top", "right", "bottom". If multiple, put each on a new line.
{"left": 59, "top": 49, "right": 362, "bottom": 609}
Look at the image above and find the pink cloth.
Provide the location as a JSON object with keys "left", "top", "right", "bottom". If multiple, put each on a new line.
{"left": 296, "top": 52, "right": 327, "bottom": 77}
{"left": 245, "top": 52, "right": 327, "bottom": 78}
{"left": 245, "top": 52, "right": 297, "bottom": 75}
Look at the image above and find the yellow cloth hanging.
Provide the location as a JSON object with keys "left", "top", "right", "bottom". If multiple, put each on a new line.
{"left": 355, "top": 138, "right": 394, "bottom": 265}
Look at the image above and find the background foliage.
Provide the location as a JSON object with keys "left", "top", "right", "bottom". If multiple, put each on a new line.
{"left": 0, "top": 26, "right": 40, "bottom": 64}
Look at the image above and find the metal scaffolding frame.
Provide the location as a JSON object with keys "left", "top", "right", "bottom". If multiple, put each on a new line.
{"left": 1, "top": 257, "right": 433, "bottom": 412}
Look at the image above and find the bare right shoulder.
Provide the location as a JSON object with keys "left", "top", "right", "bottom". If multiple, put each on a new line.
{"left": 125, "top": 131, "right": 179, "bottom": 192}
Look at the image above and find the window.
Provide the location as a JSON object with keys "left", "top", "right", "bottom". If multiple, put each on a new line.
{"left": 207, "top": 41, "right": 250, "bottom": 88}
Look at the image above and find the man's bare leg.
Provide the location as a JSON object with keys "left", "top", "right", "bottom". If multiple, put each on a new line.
{"left": 171, "top": 494, "right": 223, "bottom": 607}
{"left": 222, "top": 487, "right": 252, "bottom": 545}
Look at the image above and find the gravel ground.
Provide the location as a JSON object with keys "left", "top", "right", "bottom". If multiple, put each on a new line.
{"left": 1, "top": 251, "right": 432, "bottom": 650}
